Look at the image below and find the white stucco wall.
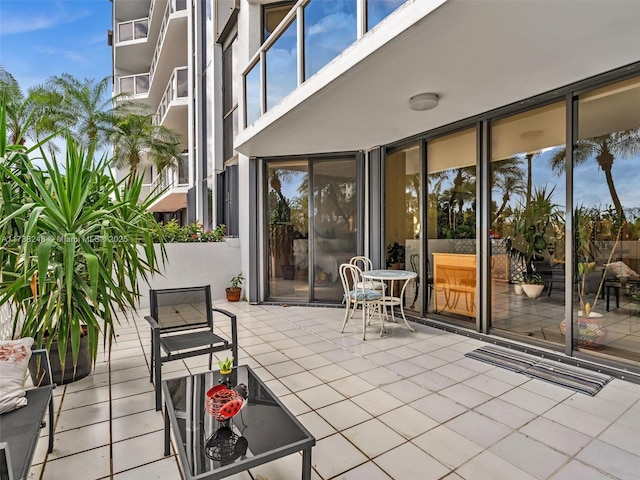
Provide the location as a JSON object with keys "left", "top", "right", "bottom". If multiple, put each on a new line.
{"left": 137, "top": 238, "right": 242, "bottom": 309}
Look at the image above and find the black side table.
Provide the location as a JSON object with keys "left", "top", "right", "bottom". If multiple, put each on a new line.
{"left": 605, "top": 280, "right": 622, "bottom": 311}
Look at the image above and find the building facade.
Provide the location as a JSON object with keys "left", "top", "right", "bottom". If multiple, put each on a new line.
{"left": 112, "top": 0, "right": 640, "bottom": 379}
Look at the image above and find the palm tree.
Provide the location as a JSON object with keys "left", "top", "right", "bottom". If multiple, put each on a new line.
{"left": 0, "top": 69, "right": 64, "bottom": 148}
{"left": 47, "top": 73, "right": 137, "bottom": 149}
{"left": 447, "top": 166, "right": 476, "bottom": 231}
{"left": 549, "top": 130, "right": 640, "bottom": 221}
{"left": 492, "top": 157, "right": 526, "bottom": 225}
{"left": 109, "top": 113, "right": 182, "bottom": 186}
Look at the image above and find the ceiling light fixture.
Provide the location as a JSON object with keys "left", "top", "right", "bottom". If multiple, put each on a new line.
{"left": 409, "top": 93, "right": 439, "bottom": 111}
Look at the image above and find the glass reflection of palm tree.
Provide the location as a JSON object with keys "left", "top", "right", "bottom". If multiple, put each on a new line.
{"left": 492, "top": 158, "right": 526, "bottom": 226}
{"left": 268, "top": 170, "right": 295, "bottom": 278}
{"left": 447, "top": 166, "right": 476, "bottom": 233}
{"left": 524, "top": 151, "right": 541, "bottom": 210}
{"left": 550, "top": 129, "right": 640, "bottom": 221}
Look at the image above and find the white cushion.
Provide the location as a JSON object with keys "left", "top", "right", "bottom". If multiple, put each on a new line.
{"left": 604, "top": 261, "right": 640, "bottom": 278}
{"left": 354, "top": 281, "right": 386, "bottom": 291}
{"left": 348, "top": 289, "right": 382, "bottom": 301}
{"left": 0, "top": 337, "right": 34, "bottom": 414}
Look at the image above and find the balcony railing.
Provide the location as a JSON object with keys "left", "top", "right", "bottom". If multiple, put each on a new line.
{"left": 117, "top": 73, "right": 150, "bottom": 97}
{"left": 149, "top": 0, "right": 188, "bottom": 85}
{"left": 150, "top": 157, "right": 189, "bottom": 193}
{"left": 155, "top": 67, "right": 188, "bottom": 123}
{"left": 242, "top": 0, "right": 407, "bottom": 126}
{"left": 116, "top": 17, "right": 149, "bottom": 43}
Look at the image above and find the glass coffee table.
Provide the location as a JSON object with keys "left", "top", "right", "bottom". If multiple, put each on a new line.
{"left": 162, "top": 365, "right": 315, "bottom": 479}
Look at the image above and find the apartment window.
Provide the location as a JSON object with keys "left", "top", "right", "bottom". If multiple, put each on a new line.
{"left": 223, "top": 35, "right": 239, "bottom": 161}
{"left": 263, "top": 2, "right": 296, "bottom": 43}
{"left": 366, "top": 0, "right": 405, "bottom": 31}
{"left": 222, "top": 34, "right": 239, "bottom": 236}
{"left": 119, "top": 77, "right": 134, "bottom": 95}
{"left": 266, "top": 19, "right": 297, "bottom": 110}
{"left": 217, "top": 166, "right": 239, "bottom": 237}
{"left": 489, "top": 102, "right": 566, "bottom": 344}
{"left": 304, "top": 0, "right": 357, "bottom": 79}
{"left": 573, "top": 77, "right": 640, "bottom": 361}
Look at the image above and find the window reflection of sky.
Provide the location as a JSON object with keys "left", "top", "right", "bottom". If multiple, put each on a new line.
{"left": 304, "top": 0, "right": 356, "bottom": 79}
{"left": 247, "top": 0, "right": 407, "bottom": 122}
{"left": 245, "top": 63, "right": 261, "bottom": 126}
{"left": 574, "top": 153, "right": 640, "bottom": 213}
{"left": 266, "top": 20, "right": 297, "bottom": 111}
{"left": 367, "top": 0, "right": 405, "bottom": 31}
{"left": 488, "top": 148, "right": 640, "bottom": 216}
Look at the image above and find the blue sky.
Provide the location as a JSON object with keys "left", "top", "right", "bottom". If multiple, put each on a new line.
{"left": 0, "top": 0, "right": 112, "bottom": 92}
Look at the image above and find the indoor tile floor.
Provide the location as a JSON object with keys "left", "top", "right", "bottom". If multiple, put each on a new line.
{"left": 30, "top": 302, "right": 640, "bottom": 480}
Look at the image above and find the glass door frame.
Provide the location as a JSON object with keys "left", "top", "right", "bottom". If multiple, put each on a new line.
{"left": 261, "top": 152, "right": 364, "bottom": 304}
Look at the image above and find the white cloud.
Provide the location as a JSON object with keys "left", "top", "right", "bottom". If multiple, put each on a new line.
{"left": 307, "top": 12, "right": 354, "bottom": 37}
{"left": 0, "top": 3, "right": 91, "bottom": 36}
{"left": 35, "top": 46, "right": 86, "bottom": 64}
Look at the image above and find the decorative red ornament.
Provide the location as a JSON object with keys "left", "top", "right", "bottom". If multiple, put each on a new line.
{"left": 205, "top": 384, "right": 244, "bottom": 421}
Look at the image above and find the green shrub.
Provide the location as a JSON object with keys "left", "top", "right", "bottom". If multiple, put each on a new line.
{"left": 151, "top": 219, "right": 226, "bottom": 243}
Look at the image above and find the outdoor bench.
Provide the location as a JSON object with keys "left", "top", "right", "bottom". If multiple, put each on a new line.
{"left": 0, "top": 350, "right": 55, "bottom": 480}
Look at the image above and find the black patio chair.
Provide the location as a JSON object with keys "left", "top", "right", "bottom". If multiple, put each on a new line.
{"left": 145, "top": 285, "right": 238, "bottom": 411}
{"left": 533, "top": 260, "right": 567, "bottom": 297}
{"left": 410, "top": 254, "right": 434, "bottom": 308}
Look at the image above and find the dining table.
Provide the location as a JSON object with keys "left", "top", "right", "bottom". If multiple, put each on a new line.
{"left": 361, "top": 269, "right": 417, "bottom": 333}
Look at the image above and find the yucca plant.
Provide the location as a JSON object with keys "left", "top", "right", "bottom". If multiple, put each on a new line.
{"left": 0, "top": 98, "right": 164, "bottom": 380}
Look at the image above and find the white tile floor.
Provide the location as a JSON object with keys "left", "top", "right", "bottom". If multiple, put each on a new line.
{"left": 31, "top": 302, "right": 640, "bottom": 480}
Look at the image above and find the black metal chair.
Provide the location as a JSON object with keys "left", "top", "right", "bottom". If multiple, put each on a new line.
{"left": 532, "top": 260, "right": 566, "bottom": 297}
{"left": 410, "top": 254, "right": 434, "bottom": 308}
{"left": 145, "top": 286, "right": 238, "bottom": 411}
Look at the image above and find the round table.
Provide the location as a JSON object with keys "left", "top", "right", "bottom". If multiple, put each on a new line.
{"left": 361, "top": 269, "right": 417, "bottom": 333}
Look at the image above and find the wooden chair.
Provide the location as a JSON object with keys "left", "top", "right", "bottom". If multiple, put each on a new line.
{"left": 145, "top": 286, "right": 238, "bottom": 410}
{"left": 339, "top": 263, "right": 384, "bottom": 340}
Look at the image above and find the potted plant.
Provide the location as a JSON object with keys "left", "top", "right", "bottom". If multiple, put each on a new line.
{"left": 559, "top": 206, "right": 623, "bottom": 347}
{"left": 505, "top": 186, "right": 563, "bottom": 294}
{"left": 225, "top": 272, "right": 244, "bottom": 302}
{"left": 0, "top": 107, "right": 163, "bottom": 383}
{"left": 218, "top": 356, "right": 234, "bottom": 375}
{"left": 387, "top": 242, "right": 406, "bottom": 269}
{"left": 520, "top": 273, "right": 545, "bottom": 299}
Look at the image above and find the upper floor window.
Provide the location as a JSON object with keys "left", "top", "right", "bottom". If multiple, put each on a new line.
{"left": 263, "top": 2, "right": 296, "bottom": 43}
{"left": 304, "top": 0, "right": 357, "bottom": 79}
{"left": 366, "top": 0, "right": 405, "bottom": 31}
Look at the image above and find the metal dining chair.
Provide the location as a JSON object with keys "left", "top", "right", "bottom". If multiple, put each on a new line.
{"left": 409, "top": 253, "right": 434, "bottom": 308}
{"left": 349, "top": 256, "right": 386, "bottom": 292}
{"left": 339, "top": 263, "right": 385, "bottom": 340}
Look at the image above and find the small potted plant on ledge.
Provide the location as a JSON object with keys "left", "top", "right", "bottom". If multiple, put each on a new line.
{"left": 225, "top": 272, "right": 244, "bottom": 302}
{"left": 387, "top": 242, "right": 406, "bottom": 270}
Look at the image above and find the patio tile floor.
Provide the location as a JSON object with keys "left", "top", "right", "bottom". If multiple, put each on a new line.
{"left": 31, "top": 303, "right": 640, "bottom": 479}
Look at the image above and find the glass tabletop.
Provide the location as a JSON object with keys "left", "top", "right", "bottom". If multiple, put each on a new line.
{"left": 163, "top": 365, "right": 315, "bottom": 479}
{"left": 362, "top": 269, "right": 417, "bottom": 281}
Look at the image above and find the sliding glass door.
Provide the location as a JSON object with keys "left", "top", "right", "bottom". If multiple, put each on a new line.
{"left": 266, "top": 156, "right": 358, "bottom": 303}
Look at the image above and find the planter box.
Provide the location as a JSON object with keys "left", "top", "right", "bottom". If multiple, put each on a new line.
{"left": 137, "top": 240, "right": 241, "bottom": 308}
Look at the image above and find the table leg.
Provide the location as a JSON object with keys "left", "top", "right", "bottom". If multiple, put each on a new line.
{"left": 164, "top": 404, "right": 171, "bottom": 456}
{"left": 399, "top": 279, "right": 416, "bottom": 332}
{"left": 606, "top": 285, "right": 620, "bottom": 312}
{"left": 302, "top": 447, "right": 312, "bottom": 480}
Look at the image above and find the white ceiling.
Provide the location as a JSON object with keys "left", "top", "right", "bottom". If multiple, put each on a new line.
{"left": 235, "top": 0, "right": 640, "bottom": 157}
